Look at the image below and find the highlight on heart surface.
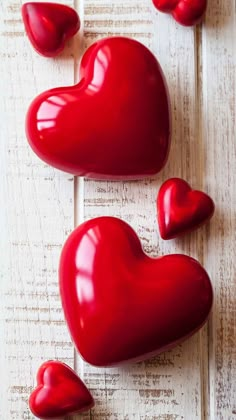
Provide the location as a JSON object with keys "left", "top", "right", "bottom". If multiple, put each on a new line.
{"left": 21, "top": 2, "right": 80, "bottom": 57}
{"left": 29, "top": 360, "right": 94, "bottom": 419}
{"left": 25, "top": 36, "right": 171, "bottom": 180}
{"left": 157, "top": 177, "right": 215, "bottom": 239}
{"left": 59, "top": 216, "right": 213, "bottom": 367}
{"left": 153, "top": 0, "right": 207, "bottom": 26}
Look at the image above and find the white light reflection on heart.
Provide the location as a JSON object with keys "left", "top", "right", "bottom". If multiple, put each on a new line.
{"left": 75, "top": 227, "right": 102, "bottom": 308}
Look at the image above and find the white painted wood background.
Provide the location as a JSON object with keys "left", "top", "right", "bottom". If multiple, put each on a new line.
{"left": 0, "top": 0, "right": 235, "bottom": 418}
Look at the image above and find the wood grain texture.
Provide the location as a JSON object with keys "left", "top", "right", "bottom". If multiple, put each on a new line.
{"left": 0, "top": 1, "right": 75, "bottom": 419}
{"left": 1, "top": 0, "right": 235, "bottom": 419}
{"left": 77, "top": 0, "right": 209, "bottom": 418}
{"left": 202, "top": 1, "right": 236, "bottom": 419}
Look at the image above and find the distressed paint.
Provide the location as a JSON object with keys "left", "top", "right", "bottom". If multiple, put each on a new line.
{"left": 78, "top": 0, "right": 206, "bottom": 418}
{"left": 202, "top": 1, "right": 236, "bottom": 419}
{"left": 0, "top": 0, "right": 235, "bottom": 419}
{"left": 0, "top": 1, "right": 75, "bottom": 419}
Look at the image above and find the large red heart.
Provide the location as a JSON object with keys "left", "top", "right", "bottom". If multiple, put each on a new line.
{"left": 153, "top": 0, "right": 207, "bottom": 26}
{"left": 59, "top": 217, "right": 213, "bottom": 366}
{"left": 25, "top": 37, "right": 170, "bottom": 180}
{"left": 29, "top": 361, "right": 94, "bottom": 419}
{"left": 157, "top": 178, "right": 215, "bottom": 239}
{"left": 21, "top": 2, "right": 80, "bottom": 57}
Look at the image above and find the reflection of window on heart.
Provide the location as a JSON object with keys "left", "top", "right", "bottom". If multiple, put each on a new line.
{"left": 37, "top": 94, "right": 80, "bottom": 131}
{"left": 26, "top": 37, "right": 171, "bottom": 179}
{"left": 88, "top": 47, "right": 110, "bottom": 94}
{"left": 37, "top": 95, "right": 67, "bottom": 130}
{"left": 75, "top": 229, "right": 101, "bottom": 304}
{"left": 59, "top": 216, "right": 213, "bottom": 367}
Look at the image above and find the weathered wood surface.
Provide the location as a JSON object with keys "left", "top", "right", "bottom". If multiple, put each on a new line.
{"left": 201, "top": 1, "right": 236, "bottom": 419}
{"left": 0, "top": 0, "right": 235, "bottom": 419}
{"left": 0, "top": 1, "right": 75, "bottom": 419}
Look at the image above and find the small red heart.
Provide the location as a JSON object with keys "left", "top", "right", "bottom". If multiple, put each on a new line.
{"left": 153, "top": 0, "right": 207, "bottom": 26}
{"left": 157, "top": 178, "right": 215, "bottom": 239}
{"left": 25, "top": 37, "right": 170, "bottom": 180}
{"left": 59, "top": 217, "right": 213, "bottom": 366}
{"left": 21, "top": 2, "right": 80, "bottom": 57}
{"left": 29, "top": 361, "right": 94, "bottom": 419}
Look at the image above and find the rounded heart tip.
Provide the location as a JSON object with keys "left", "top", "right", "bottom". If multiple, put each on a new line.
{"left": 59, "top": 216, "right": 213, "bottom": 366}
{"left": 29, "top": 360, "right": 94, "bottom": 419}
{"left": 21, "top": 2, "right": 80, "bottom": 57}
{"left": 25, "top": 36, "right": 171, "bottom": 179}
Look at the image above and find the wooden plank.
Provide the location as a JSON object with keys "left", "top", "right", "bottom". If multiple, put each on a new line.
{"left": 202, "top": 2, "right": 236, "bottom": 419}
{"left": 76, "top": 0, "right": 208, "bottom": 418}
{"left": 0, "top": 1, "right": 75, "bottom": 418}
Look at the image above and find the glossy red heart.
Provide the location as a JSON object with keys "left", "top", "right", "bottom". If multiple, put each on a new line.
{"left": 21, "top": 2, "right": 80, "bottom": 57}
{"left": 153, "top": 0, "right": 207, "bottom": 26}
{"left": 157, "top": 178, "right": 215, "bottom": 239}
{"left": 25, "top": 37, "right": 170, "bottom": 180}
{"left": 29, "top": 361, "right": 94, "bottom": 419}
{"left": 59, "top": 217, "right": 213, "bottom": 366}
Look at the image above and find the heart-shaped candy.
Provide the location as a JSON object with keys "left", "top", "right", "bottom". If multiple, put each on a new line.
{"left": 29, "top": 361, "right": 94, "bottom": 419}
{"left": 153, "top": 0, "right": 207, "bottom": 26}
{"left": 21, "top": 2, "right": 80, "bottom": 57}
{"left": 26, "top": 37, "right": 170, "bottom": 179}
{"left": 157, "top": 178, "right": 215, "bottom": 239}
{"left": 59, "top": 217, "right": 213, "bottom": 366}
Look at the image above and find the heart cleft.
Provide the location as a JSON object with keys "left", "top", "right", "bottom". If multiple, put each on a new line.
{"left": 29, "top": 361, "right": 94, "bottom": 419}
{"left": 25, "top": 37, "right": 171, "bottom": 180}
{"left": 59, "top": 216, "right": 213, "bottom": 367}
{"left": 157, "top": 177, "right": 215, "bottom": 239}
{"left": 153, "top": 0, "right": 207, "bottom": 26}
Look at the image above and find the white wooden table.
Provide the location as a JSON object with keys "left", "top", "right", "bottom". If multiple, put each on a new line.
{"left": 0, "top": 0, "right": 235, "bottom": 419}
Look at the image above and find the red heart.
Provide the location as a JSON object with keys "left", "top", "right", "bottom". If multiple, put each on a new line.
{"left": 157, "top": 178, "right": 215, "bottom": 239}
{"left": 29, "top": 361, "right": 94, "bottom": 419}
{"left": 59, "top": 217, "right": 213, "bottom": 366}
{"left": 153, "top": 0, "right": 207, "bottom": 26}
{"left": 25, "top": 37, "right": 170, "bottom": 180}
{"left": 21, "top": 2, "right": 80, "bottom": 57}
